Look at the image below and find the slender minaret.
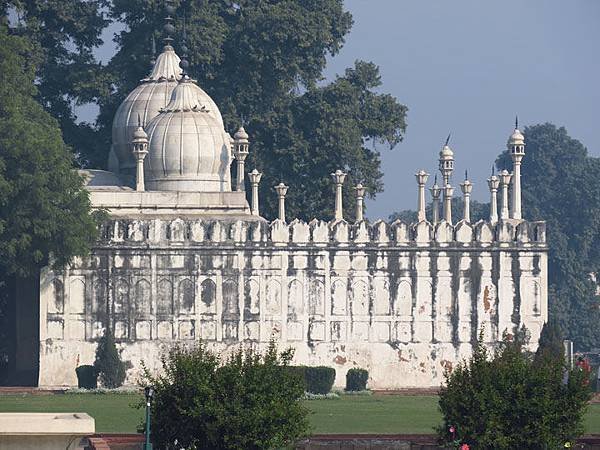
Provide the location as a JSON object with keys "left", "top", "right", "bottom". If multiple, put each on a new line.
{"left": 508, "top": 117, "right": 525, "bottom": 219}
{"left": 233, "top": 127, "right": 249, "bottom": 191}
{"left": 487, "top": 167, "right": 500, "bottom": 224}
{"left": 499, "top": 169, "right": 512, "bottom": 220}
{"left": 459, "top": 171, "right": 472, "bottom": 222}
{"left": 274, "top": 183, "right": 288, "bottom": 222}
{"left": 443, "top": 184, "right": 453, "bottom": 224}
{"left": 439, "top": 135, "right": 454, "bottom": 224}
{"left": 430, "top": 175, "right": 442, "bottom": 225}
{"left": 439, "top": 134, "right": 454, "bottom": 186}
{"left": 331, "top": 170, "right": 347, "bottom": 221}
{"left": 249, "top": 169, "right": 262, "bottom": 216}
{"left": 415, "top": 170, "right": 429, "bottom": 222}
{"left": 354, "top": 183, "right": 366, "bottom": 222}
{"left": 131, "top": 115, "right": 149, "bottom": 192}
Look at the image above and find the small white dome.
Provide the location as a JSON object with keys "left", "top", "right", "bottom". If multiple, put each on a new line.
{"left": 439, "top": 144, "right": 454, "bottom": 159}
{"left": 508, "top": 128, "right": 525, "bottom": 146}
{"left": 144, "top": 79, "right": 232, "bottom": 192}
{"left": 111, "top": 45, "right": 224, "bottom": 175}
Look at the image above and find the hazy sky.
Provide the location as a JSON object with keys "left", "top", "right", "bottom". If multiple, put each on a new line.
{"left": 85, "top": 0, "right": 600, "bottom": 219}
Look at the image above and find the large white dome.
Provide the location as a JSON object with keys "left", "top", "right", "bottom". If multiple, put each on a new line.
{"left": 111, "top": 45, "right": 224, "bottom": 175}
{"left": 144, "top": 78, "right": 233, "bottom": 192}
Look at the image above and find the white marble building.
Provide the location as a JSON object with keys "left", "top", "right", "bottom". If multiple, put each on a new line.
{"left": 37, "top": 26, "right": 547, "bottom": 389}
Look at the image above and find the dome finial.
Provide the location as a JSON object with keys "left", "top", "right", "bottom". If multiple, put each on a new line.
{"left": 515, "top": 115, "right": 519, "bottom": 130}
{"left": 163, "top": 0, "right": 176, "bottom": 48}
{"left": 150, "top": 36, "right": 156, "bottom": 66}
{"left": 179, "top": 15, "right": 190, "bottom": 77}
{"left": 445, "top": 133, "right": 451, "bottom": 147}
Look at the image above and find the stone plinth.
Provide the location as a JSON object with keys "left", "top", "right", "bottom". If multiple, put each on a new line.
{"left": 0, "top": 413, "right": 95, "bottom": 450}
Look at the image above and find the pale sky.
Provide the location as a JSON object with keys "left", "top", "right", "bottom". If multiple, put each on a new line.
{"left": 85, "top": 0, "right": 600, "bottom": 219}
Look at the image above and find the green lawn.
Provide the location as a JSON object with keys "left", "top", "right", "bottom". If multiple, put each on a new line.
{"left": 0, "top": 393, "right": 599, "bottom": 435}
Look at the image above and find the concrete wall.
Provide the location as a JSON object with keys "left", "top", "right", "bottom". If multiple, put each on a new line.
{"left": 38, "top": 217, "right": 547, "bottom": 389}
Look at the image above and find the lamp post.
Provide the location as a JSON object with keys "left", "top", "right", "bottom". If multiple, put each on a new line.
{"left": 144, "top": 386, "right": 154, "bottom": 450}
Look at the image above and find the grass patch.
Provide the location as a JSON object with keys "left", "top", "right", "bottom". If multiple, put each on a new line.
{"left": 1, "top": 392, "right": 599, "bottom": 435}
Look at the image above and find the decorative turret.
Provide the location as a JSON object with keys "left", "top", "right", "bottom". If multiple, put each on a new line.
{"left": 331, "top": 170, "right": 347, "bottom": 221}
{"left": 430, "top": 175, "right": 442, "bottom": 225}
{"left": 131, "top": 115, "right": 149, "bottom": 192}
{"left": 249, "top": 169, "right": 262, "bottom": 216}
{"left": 233, "top": 127, "right": 249, "bottom": 191}
{"left": 443, "top": 184, "right": 453, "bottom": 224}
{"left": 275, "top": 182, "right": 289, "bottom": 222}
{"left": 438, "top": 134, "right": 454, "bottom": 186}
{"left": 499, "top": 169, "right": 512, "bottom": 220}
{"left": 354, "top": 183, "right": 366, "bottom": 222}
{"left": 487, "top": 167, "right": 500, "bottom": 224}
{"left": 508, "top": 117, "right": 525, "bottom": 220}
{"left": 459, "top": 171, "right": 472, "bottom": 223}
{"left": 415, "top": 170, "right": 429, "bottom": 222}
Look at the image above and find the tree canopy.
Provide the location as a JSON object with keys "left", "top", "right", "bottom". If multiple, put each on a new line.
{"left": 496, "top": 123, "right": 600, "bottom": 351}
{"left": 0, "top": 23, "right": 98, "bottom": 277}
{"left": 94, "top": 0, "right": 407, "bottom": 220}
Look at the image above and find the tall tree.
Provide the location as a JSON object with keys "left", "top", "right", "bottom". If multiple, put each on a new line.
{"left": 100, "top": 0, "right": 407, "bottom": 220}
{"left": 0, "top": 23, "right": 99, "bottom": 383}
{"left": 0, "top": 0, "right": 111, "bottom": 166}
{"left": 496, "top": 123, "right": 600, "bottom": 351}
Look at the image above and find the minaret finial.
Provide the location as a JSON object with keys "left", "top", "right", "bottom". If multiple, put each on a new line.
{"left": 445, "top": 133, "right": 451, "bottom": 147}
{"left": 515, "top": 115, "right": 519, "bottom": 130}
{"left": 150, "top": 36, "right": 156, "bottom": 66}
{"left": 434, "top": 174, "right": 438, "bottom": 185}
{"left": 163, "top": 0, "right": 176, "bottom": 48}
{"left": 137, "top": 113, "right": 142, "bottom": 128}
{"left": 465, "top": 169, "right": 468, "bottom": 180}
{"left": 179, "top": 15, "right": 189, "bottom": 76}
{"left": 491, "top": 165, "right": 495, "bottom": 176}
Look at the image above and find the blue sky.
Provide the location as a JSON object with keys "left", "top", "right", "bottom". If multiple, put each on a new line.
{"left": 85, "top": 0, "right": 600, "bottom": 219}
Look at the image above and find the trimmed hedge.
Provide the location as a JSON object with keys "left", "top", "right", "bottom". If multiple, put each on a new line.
{"left": 345, "top": 368, "right": 368, "bottom": 391}
{"left": 75, "top": 365, "right": 97, "bottom": 389}
{"left": 288, "top": 366, "right": 336, "bottom": 394}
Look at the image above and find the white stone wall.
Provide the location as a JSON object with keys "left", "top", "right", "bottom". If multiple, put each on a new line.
{"left": 38, "top": 217, "right": 547, "bottom": 389}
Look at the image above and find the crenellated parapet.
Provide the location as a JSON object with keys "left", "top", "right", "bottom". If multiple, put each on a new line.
{"left": 95, "top": 217, "right": 546, "bottom": 248}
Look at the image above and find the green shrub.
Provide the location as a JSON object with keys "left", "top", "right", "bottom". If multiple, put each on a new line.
{"left": 345, "top": 368, "right": 368, "bottom": 391}
{"left": 75, "top": 365, "right": 97, "bottom": 389}
{"left": 94, "top": 329, "right": 126, "bottom": 388}
{"left": 305, "top": 366, "right": 335, "bottom": 394}
{"left": 438, "top": 328, "right": 592, "bottom": 449}
{"left": 142, "top": 341, "right": 310, "bottom": 450}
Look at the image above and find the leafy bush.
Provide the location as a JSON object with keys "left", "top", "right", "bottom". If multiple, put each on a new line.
{"left": 94, "top": 329, "right": 126, "bottom": 388}
{"left": 345, "top": 368, "right": 368, "bottom": 391}
{"left": 75, "top": 365, "right": 97, "bottom": 389}
{"left": 142, "top": 342, "right": 310, "bottom": 450}
{"left": 438, "top": 329, "right": 592, "bottom": 449}
{"left": 289, "top": 365, "right": 336, "bottom": 394}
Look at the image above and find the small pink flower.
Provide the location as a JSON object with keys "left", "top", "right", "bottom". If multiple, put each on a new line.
{"left": 461, "top": 444, "right": 470, "bottom": 450}
{"left": 449, "top": 426, "right": 455, "bottom": 433}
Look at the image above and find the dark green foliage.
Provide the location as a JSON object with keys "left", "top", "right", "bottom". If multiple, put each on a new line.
{"left": 389, "top": 198, "right": 489, "bottom": 224}
{"left": 94, "top": 329, "right": 126, "bottom": 389}
{"left": 438, "top": 331, "right": 592, "bottom": 449}
{"left": 96, "top": 1, "right": 407, "bottom": 220}
{"left": 142, "top": 341, "right": 310, "bottom": 450}
{"left": 1, "top": 1, "right": 111, "bottom": 167}
{"left": 0, "top": 24, "right": 98, "bottom": 277}
{"left": 535, "top": 319, "right": 565, "bottom": 365}
{"left": 75, "top": 365, "right": 98, "bottom": 389}
{"left": 345, "top": 368, "right": 368, "bottom": 391}
{"left": 496, "top": 123, "right": 600, "bottom": 351}
{"left": 288, "top": 365, "right": 336, "bottom": 394}
{"left": 304, "top": 366, "right": 336, "bottom": 394}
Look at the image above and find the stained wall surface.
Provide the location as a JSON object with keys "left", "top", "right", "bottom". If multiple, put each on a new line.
{"left": 39, "top": 217, "right": 547, "bottom": 389}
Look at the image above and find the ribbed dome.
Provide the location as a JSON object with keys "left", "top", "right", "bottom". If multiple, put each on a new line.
{"left": 439, "top": 144, "right": 454, "bottom": 159}
{"left": 111, "top": 45, "right": 224, "bottom": 175}
{"left": 144, "top": 79, "right": 233, "bottom": 192}
{"left": 508, "top": 128, "right": 525, "bottom": 146}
